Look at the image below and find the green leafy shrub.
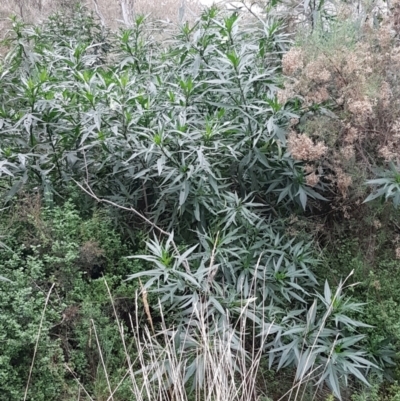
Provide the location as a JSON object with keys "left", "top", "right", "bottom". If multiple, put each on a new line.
{"left": 0, "top": 5, "right": 324, "bottom": 214}
{"left": 365, "top": 162, "right": 400, "bottom": 208}
{"left": 0, "top": 196, "right": 145, "bottom": 400}
{"left": 0, "top": 4, "right": 384, "bottom": 400}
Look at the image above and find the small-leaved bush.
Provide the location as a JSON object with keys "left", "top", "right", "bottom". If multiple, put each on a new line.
{"left": 0, "top": 196, "right": 145, "bottom": 400}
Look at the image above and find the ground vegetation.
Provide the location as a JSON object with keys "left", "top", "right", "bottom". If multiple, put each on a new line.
{"left": 1, "top": 2, "right": 400, "bottom": 400}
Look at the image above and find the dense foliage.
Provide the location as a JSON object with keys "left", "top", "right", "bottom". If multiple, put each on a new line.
{"left": 1, "top": 3, "right": 400, "bottom": 401}
{"left": 0, "top": 197, "right": 144, "bottom": 400}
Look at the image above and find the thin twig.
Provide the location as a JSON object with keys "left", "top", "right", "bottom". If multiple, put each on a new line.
{"left": 139, "top": 278, "right": 155, "bottom": 334}
{"left": 23, "top": 283, "right": 55, "bottom": 401}
{"left": 206, "top": 231, "right": 219, "bottom": 288}
{"left": 91, "top": 319, "right": 114, "bottom": 401}
{"left": 78, "top": 152, "right": 191, "bottom": 273}
{"left": 103, "top": 278, "right": 137, "bottom": 387}
{"left": 92, "top": 0, "right": 106, "bottom": 27}
{"left": 106, "top": 368, "right": 131, "bottom": 401}
{"left": 74, "top": 178, "right": 191, "bottom": 274}
{"left": 65, "top": 364, "right": 95, "bottom": 401}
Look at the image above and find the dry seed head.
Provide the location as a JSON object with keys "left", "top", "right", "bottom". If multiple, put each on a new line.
{"left": 286, "top": 226, "right": 298, "bottom": 237}
{"left": 304, "top": 164, "right": 315, "bottom": 174}
{"left": 373, "top": 280, "right": 382, "bottom": 290}
{"left": 340, "top": 145, "right": 355, "bottom": 160}
{"left": 277, "top": 87, "right": 296, "bottom": 104}
{"left": 390, "top": 47, "right": 400, "bottom": 65}
{"left": 306, "top": 87, "right": 330, "bottom": 104}
{"left": 287, "top": 132, "right": 327, "bottom": 161}
{"left": 305, "top": 60, "right": 331, "bottom": 83}
{"left": 335, "top": 168, "right": 352, "bottom": 197}
{"left": 337, "top": 96, "right": 345, "bottom": 106}
{"left": 378, "top": 145, "right": 397, "bottom": 161}
{"left": 391, "top": 120, "right": 400, "bottom": 137}
{"left": 305, "top": 172, "right": 320, "bottom": 187}
{"left": 379, "top": 81, "right": 392, "bottom": 108}
{"left": 373, "top": 220, "right": 382, "bottom": 229}
{"left": 282, "top": 48, "right": 304, "bottom": 76}
{"left": 343, "top": 52, "right": 360, "bottom": 76}
{"left": 378, "top": 25, "right": 394, "bottom": 49}
{"left": 347, "top": 99, "right": 373, "bottom": 121}
{"left": 344, "top": 126, "right": 359, "bottom": 144}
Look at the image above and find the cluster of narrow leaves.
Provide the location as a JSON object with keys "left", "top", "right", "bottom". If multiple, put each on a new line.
{"left": 129, "top": 231, "right": 380, "bottom": 399}
{"left": 364, "top": 161, "right": 400, "bottom": 208}
{"left": 0, "top": 5, "right": 380, "bottom": 399}
{"left": 0, "top": 4, "right": 323, "bottom": 215}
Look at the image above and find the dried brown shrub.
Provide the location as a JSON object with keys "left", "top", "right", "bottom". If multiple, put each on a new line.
{"left": 6, "top": 192, "right": 55, "bottom": 249}
{"left": 287, "top": 131, "right": 327, "bottom": 161}
{"left": 281, "top": 4, "right": 400, "bottom": 209}
{"left": 78, "top": 240, "right": 105, "bottom": 270}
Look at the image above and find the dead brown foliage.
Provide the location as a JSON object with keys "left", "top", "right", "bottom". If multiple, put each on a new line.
{"left": 280, "top": 2, "right": 400, "bottom": 215}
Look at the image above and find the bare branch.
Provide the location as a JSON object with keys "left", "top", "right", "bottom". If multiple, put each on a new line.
{"left": 118, "top": 0, "right": 134, "bottom": 26}
{"left": 24, "top": 283, "right": 55, "bottom": 401}
{"left": 92, "top": 0, "right": 106, "bottom": 27}
{"left": 74, "top": 178, "right": 192, "bottom": 274}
